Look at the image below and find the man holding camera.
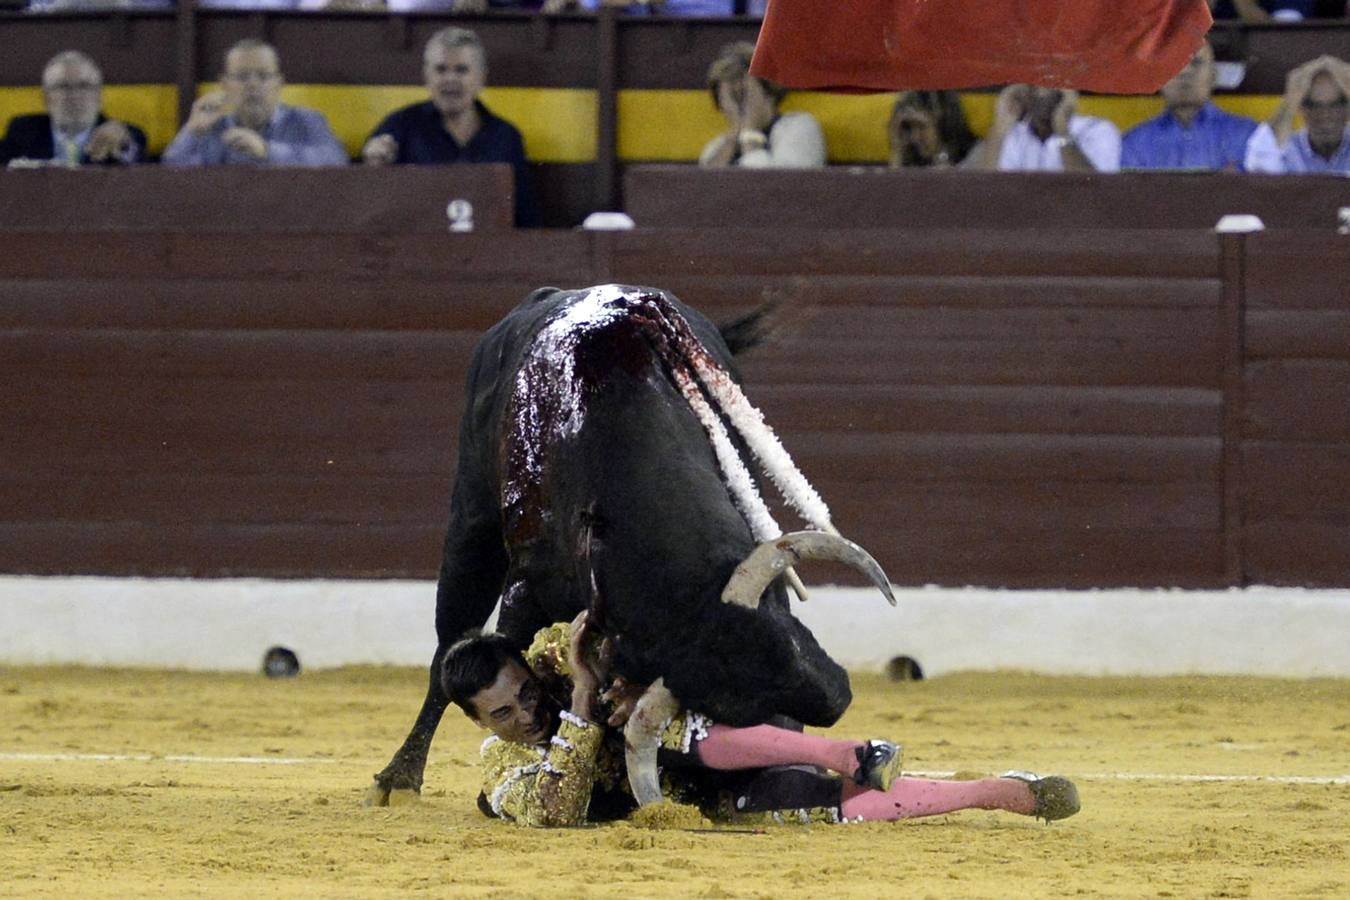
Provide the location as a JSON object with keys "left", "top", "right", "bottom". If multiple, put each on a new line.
{"left": 1, "top": 51, "right": 146, "bottom": 167}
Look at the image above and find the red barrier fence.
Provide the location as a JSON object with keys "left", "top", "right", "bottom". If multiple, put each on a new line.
{"left": 0, "top": 168, "right": 1345, "bottom": 587}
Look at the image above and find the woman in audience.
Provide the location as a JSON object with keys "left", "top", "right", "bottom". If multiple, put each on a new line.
{"left": 886, "top": 90, "right": 977, "bottom": 168}
{"left": 698, "top": 42, "right": 826, "bottom": 169}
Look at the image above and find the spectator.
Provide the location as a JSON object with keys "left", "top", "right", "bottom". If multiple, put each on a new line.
{"left": 887, "top": 90, "right": 976, "bottom": 168}
{"left": 569, "top": 0, "right": 767, "bottom": 13}
{"left": 698, "top": 42, "right": 826, "bottom": 169}
{"left": 966, "top": 85, "right": 1121, "bottom": 173}
{"left": 362, "top": 27, "right": 538, "bottom": 226}
{"left": 380, "top": 0, "right": 769, "bottom": 10}
{"left": 162, "top": 39, "right": 348, "bottom": 167}
{"left": 1, "top": 51, "right": 147, "bottom": 167}
{"left": 1246, "top": 55, "right": 1350, "bottom": 174}
{"left": 25, "top": 0, "right": 171, "bottom": 9}
{"left": 296, "top": 1, "right": 550, "bottom": 10}
{"left": 1121, "top": 42, "right": 1258, "bottom": 171}
{"left": 1207, "top": 0, "right": 1316, "bottom": 21}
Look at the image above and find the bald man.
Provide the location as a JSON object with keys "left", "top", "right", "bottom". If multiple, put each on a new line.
{"left": 163, "top": 39, "right": 347, "bottom": 167}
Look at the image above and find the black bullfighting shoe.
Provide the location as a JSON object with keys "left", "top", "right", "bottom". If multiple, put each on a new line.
{"left": 854, "top": 740, "right": 904, "bottom": 792}
{"left": 1001, "top": 771, "right": 1081, "bottom": 823}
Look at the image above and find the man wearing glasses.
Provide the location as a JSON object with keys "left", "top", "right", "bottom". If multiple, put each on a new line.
{"left": 1246, "top": 55, "right": 1350, "bottom": 175}
{"left": 163, "top": 39, "right": 348, "bottom": 167}
{"left": 0, "top": 51, "right": 147, "bottom": 167}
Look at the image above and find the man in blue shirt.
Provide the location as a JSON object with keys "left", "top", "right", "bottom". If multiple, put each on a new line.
{"left": 162, "top": 39, "right": 348, "bottom": 167}
{"left": 1246, "top": 55, "right": 1350, "bottom": 174}
{"left": 1121, "top": 41, "right": 1259, "bottom": 171}
{"left": 362, "top": 27, "right": 538, "bottom": 226}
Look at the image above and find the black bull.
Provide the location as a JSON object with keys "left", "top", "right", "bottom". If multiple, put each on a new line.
{"left": 369, "top": 284, "right": 892, "bottom": 802}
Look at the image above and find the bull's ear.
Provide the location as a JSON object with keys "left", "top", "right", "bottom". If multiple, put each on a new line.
{"left": 524, "top": 286, "right": 564, "bottom": 306}
{"left": 718, "top": 298, "right": 786, "bottom": 356}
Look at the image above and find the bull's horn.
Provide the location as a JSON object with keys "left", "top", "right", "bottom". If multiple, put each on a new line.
{"left": 721, "top": 530, "right": 897, "bottom": 610}
{"left": 623, "top": 678, "right": 681, "bottom": 807}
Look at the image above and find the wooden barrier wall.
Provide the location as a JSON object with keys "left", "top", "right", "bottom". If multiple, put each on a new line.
{"left": 1, "top": 169, "right": 1346, "bottom": 588}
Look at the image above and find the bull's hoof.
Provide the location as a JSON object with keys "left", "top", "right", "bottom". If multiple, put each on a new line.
{"left": 364, "top": 781, "right": 421, "bottom": 808}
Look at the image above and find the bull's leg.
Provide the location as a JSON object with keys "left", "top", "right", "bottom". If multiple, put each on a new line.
{"left": 623, "top": 678, "right": 681, "bottom": 806}
{"left": 364, "top": 420, "right": 509, "bottom": 801}
{"left": 365, "top": 647, "right": 450, "bottom": 806}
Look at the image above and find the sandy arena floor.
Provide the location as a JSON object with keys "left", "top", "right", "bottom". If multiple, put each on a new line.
{"left": 1, "top": 666, "right": 1347, "bottom": 898}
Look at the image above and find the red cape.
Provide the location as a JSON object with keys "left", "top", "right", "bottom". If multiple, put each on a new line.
{"left": 751, "top": 0, "right": 1213, "bottom": 95}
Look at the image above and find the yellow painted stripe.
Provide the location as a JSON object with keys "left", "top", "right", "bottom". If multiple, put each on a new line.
{"left": 620, "top": 89, "right": 1291, "bottom": 163}
{"left": 4, "top": 85, "right": 1291, "bottom": 165}
{"left": 1, "top": 85, "right": 180, "bottom": 155}
{"left": 275, "top": 85, "right": 597, "bottom": 163}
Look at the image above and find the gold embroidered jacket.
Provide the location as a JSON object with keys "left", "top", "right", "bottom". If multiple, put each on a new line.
{"left": 478, "top": 623, "right": 710, "bottom": 827}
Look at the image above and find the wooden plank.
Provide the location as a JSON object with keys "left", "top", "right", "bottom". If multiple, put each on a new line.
{"left": 0, "top": 473, "right": 453, "bottom": 526}
{"left": 0, "top": 522, "right": 444, "bottom": 579}
{"left": 0, "top": 330, "right": 481, "bottom": 379}
{"left": 738, "top": 335, "right": 1219, "bottom": 388}
{"left": 753, "top": 384, "right": 1221, "bottom": 437}
{"left": 4, "top": 376, "right": 465, "bottom": 445}
{"left": 0, "top": 513, "right": 1225, "bottom": 587}
{"left": 1, "top": 426, "right": 457, "bottom": 477}
{"left": 779, "top": 433, "right": 1221, "bottom": 483}
{"left": 0, "top": 232, "right": 591, "bottom": 280}
{"left": 624, "top": 166, "right": 1350, "bottom": 230}
{"left": 1217, "top": 232, "right": 1246, "bottom": 608}
{"left": 0, "top": 279, "right": 541, "bottom": 331}
{"left": 612, "top": 228, "right": 1219, "bottom": 279}
{"left": 651, "top": 274, "right": 1222, "bottom": 312}
{"left": 0, "top": 327, "right": 1220, "bottom": 386}
{"left": 0, "top": 428, "right": 1221, "bottom": 482}
{"left": 1244, "top": 443, "right": 1350, "bottom": 519}
{"left": 1247, "top": 310, "right": 1350, "bottom": 361}
{"left": 0, "top": 472, "right": 1217, "bottom": 532}
{"left": 814, "top": 479, "right": 1222, "bottom": 532}
{"left": 0, "top": 13, "right": 179, "bottom": 85}
{"left": 1244, "top": 231, "right": 1350, "bottom": 310}
{"left": 1242, "top": 521, "right": 1350, "bottom": 588}
{"left": 4, "top": 374, "right": 463, "bottom": 419}
{"left": 761, "top": 306, "right": 1218, "bottom": 342}
{"left": 616, "top": 17, "right": 761, "bottom": 90}
{"left": 1243, "top": 360, "right": 1350, "bottom": 442}
{"left": 196, "top": 11, "right": 600, "bottom": 87}
{"left": 0, "top": 167, "right": 515, "bottom": 233}
{"left": 820, "top": 521, "right": 1228, "bottom": 589}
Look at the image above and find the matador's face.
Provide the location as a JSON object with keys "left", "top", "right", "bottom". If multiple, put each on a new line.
{"left": 469, "top": 659, "right": 556, "bottom": 745}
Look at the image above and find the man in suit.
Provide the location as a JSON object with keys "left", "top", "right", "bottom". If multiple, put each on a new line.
{"left": 0, "top": 50, "right": 147, "bottom": 166}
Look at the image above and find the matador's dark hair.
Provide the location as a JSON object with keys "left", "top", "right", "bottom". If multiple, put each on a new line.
{"left": 440, "top": 630, "right": 526, "bottom": 719}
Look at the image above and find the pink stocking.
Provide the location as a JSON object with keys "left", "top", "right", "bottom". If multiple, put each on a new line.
{"left": 839, "top": 776, "right": 1035, "bottom": 821}
{"left": 693, "top": 724, "right": 862, "bottom": 777}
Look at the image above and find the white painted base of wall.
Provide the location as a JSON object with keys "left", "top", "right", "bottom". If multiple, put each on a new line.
{"left": 2, "top": 576, "right": 1347, "bottom": 677}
